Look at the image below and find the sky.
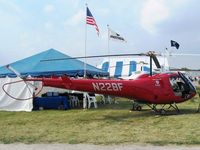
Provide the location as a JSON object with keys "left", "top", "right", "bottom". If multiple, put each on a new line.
{"left": 0, "top": 0, "right": 200, "bottom": 69}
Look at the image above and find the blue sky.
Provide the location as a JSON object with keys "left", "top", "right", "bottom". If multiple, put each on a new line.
{"left": 0, "top": 0, "right": 200, "bottom": 69}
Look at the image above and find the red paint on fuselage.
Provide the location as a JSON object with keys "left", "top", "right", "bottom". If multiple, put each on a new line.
{"left": 28, "top": 72, "right": 196, "bottom": 104}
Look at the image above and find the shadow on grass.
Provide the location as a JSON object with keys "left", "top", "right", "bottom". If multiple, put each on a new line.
{"left": 93, "top": 96, "right": 199, "bottom": 113}
{"left": 97, "top": 101, "right": 198, "bottom": 113}
{"left": 177, "top": 108, "right": 199, "bottom": 115}
{"left": 92, "top": 110, "right": 156, "bottom": 122}
{"left": 97, "top": 101, "right": 133, "bottom": 110}
{"left": 92, "top": 108, "right": 199, "bottom": 123}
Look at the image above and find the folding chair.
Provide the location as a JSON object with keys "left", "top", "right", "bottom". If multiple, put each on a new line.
{"left": 84, "top": 93, "right": 97, "bottom": 108}
{"left": 70, "top": 95, "right": 80, "bottom": 108}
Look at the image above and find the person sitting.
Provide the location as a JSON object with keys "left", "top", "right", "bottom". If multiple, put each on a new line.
{"left": 177, "top": 81, "right": 190, "bottom": 98}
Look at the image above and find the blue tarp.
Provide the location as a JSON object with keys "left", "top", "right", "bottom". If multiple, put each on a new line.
{"left": 0, "top": 49, "right": 109, "bottom": 77}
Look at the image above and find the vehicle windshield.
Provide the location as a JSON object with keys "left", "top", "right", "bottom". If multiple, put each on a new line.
{"left": 178, "top": 72, "right": 196, "bottom": 92}
{"left": 169, "top": 72, "right": 196, "bottom": 97}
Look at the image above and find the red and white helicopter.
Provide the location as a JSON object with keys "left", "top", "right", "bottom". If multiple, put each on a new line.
{"left": 3, "top": 51, "right": 197, "bottom": 114}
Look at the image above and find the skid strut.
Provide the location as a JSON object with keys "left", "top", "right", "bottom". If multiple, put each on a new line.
{"left": 168, "top": 103, "right": 180, "bottom": 112}
{"left": 146, "top": 103, "right": 180, "bottom": 114}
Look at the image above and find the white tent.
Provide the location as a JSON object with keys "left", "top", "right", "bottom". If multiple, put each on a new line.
{"left": 0, "top": 77, "right": 33, "bottom": 111}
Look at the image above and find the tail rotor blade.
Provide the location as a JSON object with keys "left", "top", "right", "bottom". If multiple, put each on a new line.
{"left": 5, "top": 65, "right": 37, "bottom": 90}
{"left": 6, "top": 65, "right": 22, "bottom": 77}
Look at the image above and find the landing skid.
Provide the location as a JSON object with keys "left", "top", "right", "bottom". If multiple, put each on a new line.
{"left": 146, "top": 103, "right": 180, "bottom": 115}
{"left": 131, "top": 101, "right": 180, "bottom": 115}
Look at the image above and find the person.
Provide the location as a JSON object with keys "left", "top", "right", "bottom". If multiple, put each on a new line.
{"left": 177, "top": 81, "right": 190, "bottom": 98}
{"left": 170, "top": 77, "right": 179, "bottom": 92}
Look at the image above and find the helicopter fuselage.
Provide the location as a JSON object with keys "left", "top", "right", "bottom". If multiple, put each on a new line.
{"left": 31, "top": 72, "right": 196, "bottom": 104}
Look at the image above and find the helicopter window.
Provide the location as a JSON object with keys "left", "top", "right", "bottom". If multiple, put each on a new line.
{"left": 169, "top": 74, "right": 192, "bottom": 97}
{"left": 178, "top": 72, "right": 196, "bottom": 93}
{"left": 169, "top": 76, "right": 185, "bottom": 96}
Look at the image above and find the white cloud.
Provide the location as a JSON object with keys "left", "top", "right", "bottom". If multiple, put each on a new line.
{"left": 19, "top": 32, "right": 29, "bottom": 47}
{"left": 140, "top": 0, "right": 169, "bottom": 34}
{"left": 44, "top": 4, "right": 55, "bottom": 13}
{"left": 97, "top": 8, "right": 110, "bottom": 16}
{"left": 64, "top": 9, "right": 84, "bottom": 26}
{"left": 100, "top": 30, "right": 108, "bottom": 40}
{"left": 44, "top": 22, "right": 54, "bottom": 30}
{"left": 0, "top": 0, "right": 22, "bottom": 13}
{"left": 171, "top": 0, "right": 189, "bottom": 6}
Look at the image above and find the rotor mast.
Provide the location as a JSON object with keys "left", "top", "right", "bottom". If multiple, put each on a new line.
{"left": 147, "top": 51, "right": 161, "bottom": 76}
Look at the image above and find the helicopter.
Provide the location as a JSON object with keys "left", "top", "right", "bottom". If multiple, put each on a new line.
{"left": 3, "top": 51, "right": 197, "bottom": 114}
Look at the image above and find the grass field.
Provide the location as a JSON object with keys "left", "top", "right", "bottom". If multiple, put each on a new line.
{"left": 0, "top": 95, "right": 200, "bottom": 145}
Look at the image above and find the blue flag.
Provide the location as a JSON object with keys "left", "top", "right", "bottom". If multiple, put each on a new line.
{"left": 171, "top": 40, "right": 180, "bottom": 49}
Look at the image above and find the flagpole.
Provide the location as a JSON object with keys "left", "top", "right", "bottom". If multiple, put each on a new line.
{"left": 107, "top": 24, "right": 110, "bottom": 77}
{"left": 84, "top": 4, "right": 88, "bottom": 78}
{"left": 165, "top": 47, "right": 170, "bottom": 71}
{"left": 163, "top": 47, "right": 167, "bottom": 72}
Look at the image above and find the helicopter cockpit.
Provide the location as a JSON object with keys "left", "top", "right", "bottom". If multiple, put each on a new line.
{"left": 169, "top": 72, "right": 196, "bottom": 98}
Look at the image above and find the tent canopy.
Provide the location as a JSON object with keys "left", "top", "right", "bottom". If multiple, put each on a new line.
{"left": 0, "top": 49, "right": 108, "bottom": 77}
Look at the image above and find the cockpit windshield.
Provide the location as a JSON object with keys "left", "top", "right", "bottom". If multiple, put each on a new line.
{"left": 169, "top": 72, "right": 196, "bottom": 98}
{"left": 178, "top": 72, "right": 196, "bottom": 92}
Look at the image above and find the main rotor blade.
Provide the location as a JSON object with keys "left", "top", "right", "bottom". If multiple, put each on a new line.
{"left": 152, "top": 55, "right": 161, "bottom": 68}
{"left": 169, "top": 53, "right": 200, "bottom": 56}
{"left": 40, "top": 53, "right": 146, "bottom": 62}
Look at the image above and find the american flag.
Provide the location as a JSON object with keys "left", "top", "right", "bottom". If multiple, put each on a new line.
{"left": 86, "top": 7, "right": 99, "bottom": 35}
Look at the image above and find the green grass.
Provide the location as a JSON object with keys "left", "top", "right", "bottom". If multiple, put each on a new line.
{"left": 0, "top": 96, "right": 200, "bottom": 145}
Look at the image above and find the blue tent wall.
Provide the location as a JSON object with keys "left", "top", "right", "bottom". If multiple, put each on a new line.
{"left": 0, "top": 49, "right": 109, "bottom": 77}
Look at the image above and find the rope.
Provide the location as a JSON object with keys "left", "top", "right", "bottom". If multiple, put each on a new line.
{"left": 2, "top": 79, "right": 43, "bottom": 101}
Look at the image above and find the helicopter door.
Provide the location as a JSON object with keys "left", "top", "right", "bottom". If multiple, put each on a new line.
{"left": 178, "top": 72, "right": 196, "bottom": 93}
{"left": 169, "top": 72, "right": 196, "bottom": 98}
{"left": 169, "top": 76, "right": 182, "bottom": 96}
